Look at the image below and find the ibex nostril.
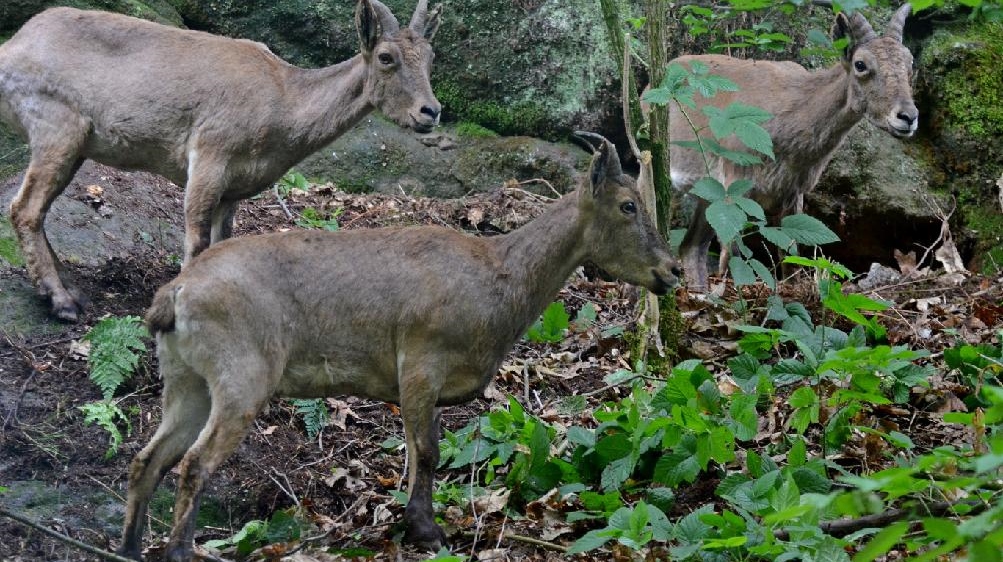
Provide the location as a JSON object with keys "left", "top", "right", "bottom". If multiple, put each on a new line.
{"left": 671, "top": 266, "right": 682, "bottom": 278}
{"left": 420, "top": 105, "right": 440, "bottom": 119}
{"left": 897, "top": 112, "right": 915, "bottom": 124}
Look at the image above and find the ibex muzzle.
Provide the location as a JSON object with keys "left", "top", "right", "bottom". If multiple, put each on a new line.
{"left": 118, "top": 134, "right": 678, "bottom": 561}
{"left": 0, "top": 0, "right": 441, "bottom": 321}
{"left": 664, "top": 4, "right": 917, "bottom": 290}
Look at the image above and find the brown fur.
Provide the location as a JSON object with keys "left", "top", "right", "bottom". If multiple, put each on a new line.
{"left": 118, "top": 137, "right": 680, "bottom": 561}
{"left": 0, "top": 0, "right": 442, "bottom": 320}
{"left": 664, "top": 5, "right": 916, "bottom": 290}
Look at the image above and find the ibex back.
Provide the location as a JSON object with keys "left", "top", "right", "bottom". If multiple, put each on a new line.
{"left": 666, "top": 5, "right": 916, "bottom": 290}
{"left": 0, "top": 0, "right": 441, "bottom": 321}
{"left": 119, "top": 135, "right": 679, "bottom": 561}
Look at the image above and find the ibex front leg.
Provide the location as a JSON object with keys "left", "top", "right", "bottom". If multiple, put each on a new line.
{"left": 400, "top": 370, "right": 447, "bottom": 550}
{"left": 10, "top": 133, "right": 87, "bottom": 320}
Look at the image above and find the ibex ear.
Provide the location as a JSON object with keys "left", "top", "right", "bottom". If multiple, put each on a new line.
{"left": 356, "top": 0, "right": 381, "bottom": 54}
{"left": 423, "top": 4, "right": 442, "bottom": 41}
{"left": 589, "top": 143, "right": 610, "bottom": 197}
{"left": 832, "top": 13, "right": 853, "bottom": 62}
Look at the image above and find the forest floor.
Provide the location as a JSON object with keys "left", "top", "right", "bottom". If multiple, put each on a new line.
{"left": 0, "top": 164, "right": 1000, "bottom": 561}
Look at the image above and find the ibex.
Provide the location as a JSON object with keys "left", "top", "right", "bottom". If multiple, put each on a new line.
{"left": 0, "top": 0, "right": 441, "bottom": 321}
{"left": 118, "top": 134, "right": 680, "bottom": 561}
{"left": 666, "top": 5, "right": 916, "bottom": 290}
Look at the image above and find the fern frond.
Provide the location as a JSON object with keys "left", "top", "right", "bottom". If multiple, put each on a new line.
{"left": 83, "top": 315, "right": 149, "bottom": 400}
{"left": 292, "top": 399, "right": 329, "bottom": 440}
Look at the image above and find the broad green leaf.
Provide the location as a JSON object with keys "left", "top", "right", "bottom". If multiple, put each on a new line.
{"left": 779, "top": 214, "right": 840, "bottom": 245}
{"left": 852, "top": 521, "right": 909, "bottom": 562}
{"left": 706, "top": 200, "right": 748, "bottom": 245}
{"left": 729, "top": 256, "right": 757, "bottom": 287}
{"left": 566, "top": 528, "right": 619, "bottom": 554}
{"left": 729, "top": 393, "right": 759, "bottom": 441}
{"left": 734, "top": 196, "right": 766, "bottom": 221}
{"left": 691, "top": 177, "right": 728, "bottom": 202}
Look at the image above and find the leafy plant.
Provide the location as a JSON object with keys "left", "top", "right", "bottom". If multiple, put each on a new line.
{"left": 295, "top": 206, "right": 342, "bottom": 232}
{"left": 79, "top": 401, "right": 134, "bottom": 459}
{"left": 525, "top": 301, "right": 570, "bottom": 343}
{"left": 205, "top": 508, "right": 303, "bottom": 557}
{"left": 79, "top": 315, "right": 148, "bottom": 458}
{"left": 276, "top": 170, "right": 309, "bottom": 196}
{"left": 292, "top": 398, "right": 329, "bottom": 440}
{"left": 83, "top": 315, "right": 149, "bottom": 400}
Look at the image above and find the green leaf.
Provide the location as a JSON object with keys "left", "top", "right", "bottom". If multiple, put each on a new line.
{"left": 697, "top": 137, "right": 764, "bottom": 166}
{"left": 729, "top": 393, "right": 759, "bottom": 441}
{"left": 729, "top": 256, "right": 757, "bottom": 287}
{"left": 525, "top": 301, "right": 569, "bottom": 343}
{"left": 852, "top": 521, "right": 909, "bottom": 562}
{"left": 654, "top": 452, "right": 701, "bottom": 486}
{"left": 733, "top": 196, "right": 766, "bottom": 221}
{"left": 779, "top": 214, "right": 840, "bottom": 246}
{"left": 691, "top": 177, "right": 727, "bottom": 202}
{"left": 706, "top": 200, "right": 748, "bottom": 245}
{"left": 748, "top": 258, "right": 776, "bottom": 289}
{"left": 566, "top": 528, "right": 619, "bottom": 554}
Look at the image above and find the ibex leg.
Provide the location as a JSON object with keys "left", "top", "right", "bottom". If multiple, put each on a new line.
{"left": 10, "top": 131, "right": 86, "bottom": 320}
{"left": 679, "top": 197, "right": 716, "bottom": 292}
{"left": 400, "top": 371, "right": 446, "bottom": 550}
{"left": 119, "top": 357, "right": 210, "bottom": 560}
{"left": 181, "top": 153, "right": 225, "bottom": 264}
{"left": 210, "top": 200, "right": 239, "bottom": 244}
{"left": 165, "top": 355, "right": 273, "bottom": 562}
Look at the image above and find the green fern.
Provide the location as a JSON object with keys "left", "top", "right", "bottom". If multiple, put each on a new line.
{"left": 83, "top": 315, "right": 149, "bottom": 400}
{"left": 292, "top": 399, "right": 329, "bottom": 440}
{"left": 79, "top": 401, "right": 132, "bottom": 459}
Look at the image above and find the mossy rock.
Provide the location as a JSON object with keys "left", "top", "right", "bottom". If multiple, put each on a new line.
{"left": 0, "top": 0, "right": 183, "bottom": 31}
{"left": 163, "top": 0, "right": 619, "bottom": 140}
{"left": 916, "top": 19, "right": 1003, "bottom": 274}
{"left": 296, "top": 117, "right": 590, "bottom": 198}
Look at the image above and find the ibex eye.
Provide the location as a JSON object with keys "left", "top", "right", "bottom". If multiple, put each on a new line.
{"left": 853, "top": 60, "right": 867, "bottom": 72}
{"left": 620, "top": 201, "right": 637, "bottom": 214}
{"left": 378, "top": 53, "right": 394, "bottom": 65}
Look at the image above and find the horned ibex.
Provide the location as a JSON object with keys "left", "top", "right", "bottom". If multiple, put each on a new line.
{"left": 0, "top": 0, "right": 441, "bottom": 321}
{"left": 666, "top": 5, "right": 916, "bottom": 290}
{"left": 118, "top": 134, "right": 680, "bottom": 561}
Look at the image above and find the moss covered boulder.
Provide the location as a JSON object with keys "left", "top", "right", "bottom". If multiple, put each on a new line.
{"left": 915, "top": 19, "right": 1003, "bottom": 274}
{"left": 296, "top": 118, "right": 590, "bottom": 198}
{"left": 165, "top": 0, "right": 619, "bottom": 140}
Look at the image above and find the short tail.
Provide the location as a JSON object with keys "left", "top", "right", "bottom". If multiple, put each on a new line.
{"left": 145, "top": 283, "right": 179, "bottom": 334}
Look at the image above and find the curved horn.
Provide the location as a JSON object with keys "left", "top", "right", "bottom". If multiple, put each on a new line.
{"left": 885, "top": 3, "right": 911, "bottom": 42}
{"left": 848, "top": 11, "right": 878, "bottom": 44}
{"left": 572, "top": 130, "right": 606, "bottom": 154}
{"left": 370, "top": 0, "right": 400, "bottom": 35}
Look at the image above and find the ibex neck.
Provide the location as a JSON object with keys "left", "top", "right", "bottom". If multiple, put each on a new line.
{"left": 775, "top": 64, "right": 862, "bottom": 161}
{"left": 491, "top": 193, "right": 589, "bottom": 321}
{"left": 286, "top": 55, "right": 373, "bottom": 151}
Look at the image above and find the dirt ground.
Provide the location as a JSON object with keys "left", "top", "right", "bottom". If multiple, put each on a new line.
{"left": 0, "top": 162, "right": 999, "bottom": 561}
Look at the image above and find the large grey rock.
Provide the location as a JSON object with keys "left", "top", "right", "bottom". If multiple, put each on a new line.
{"left": 296, "top": 118, "right": 591, "bottom": 198}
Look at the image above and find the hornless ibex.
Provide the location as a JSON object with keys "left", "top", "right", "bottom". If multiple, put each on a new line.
{"left": 0, "top": 0, "right": 441, "bottom": 321}
{"left": 118, "top": 135, "right": 680, "bottom": 561}
{"left": 666, "top": 4, "right": 916, "bottom": 290}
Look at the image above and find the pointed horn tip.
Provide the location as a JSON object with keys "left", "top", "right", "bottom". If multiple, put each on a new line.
{"left": 571, "top": 131, "right": 608, "bottom": 153}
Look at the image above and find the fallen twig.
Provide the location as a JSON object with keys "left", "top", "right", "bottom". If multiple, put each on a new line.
{"left": 0, "top": 506, "right": 136, "bottom": 562}
{"left": 774, "top": 498, "right": 988, "bottom": 541}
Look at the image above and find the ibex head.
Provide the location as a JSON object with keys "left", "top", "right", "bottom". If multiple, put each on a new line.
{"left": 575, "top": 132, "right": 681, "bottom": 295}
{"left": 356, "top": 0, "right": 442, "bottom": 133}
{"left": 833, "top": 3, "right": 917, "bottom": 138}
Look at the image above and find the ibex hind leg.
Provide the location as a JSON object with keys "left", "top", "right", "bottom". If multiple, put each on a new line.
{"left": 165, "top": 355, "right": 275, "bottom": 562}
{"left": 9, "top": 125, "right": 87, "bottom": 320}
{"left": 118, "top": 358, "right": 211, "bottom": 560}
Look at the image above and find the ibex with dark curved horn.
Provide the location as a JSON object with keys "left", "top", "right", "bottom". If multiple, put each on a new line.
{"left": 664, "top": 5, "right": 916, "bottom": 290}
{"left": 118, "top": 133, "right": 679, "bottom": 561}
{"left": 0, "top": 0, "right": 442, "bottom": 320}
